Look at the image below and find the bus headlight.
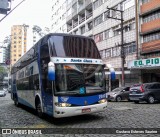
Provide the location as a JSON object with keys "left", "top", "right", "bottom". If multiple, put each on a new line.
{"left": 98, "top": 99, "right": 107, "bottom": 104}
{"left": 55, "top": 102, "right": 71, "bottom": 107}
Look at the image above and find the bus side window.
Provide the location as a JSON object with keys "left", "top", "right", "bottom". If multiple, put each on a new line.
{"left": 41, "top": 60, "right": 47, "bottom": 73}
{"left": 46, "top": 81, "right": 52, "bottom": 94}
{"left": 43, "top": 80, "right": 52, "bottom": 94}
{"left": 40, "top": 44, "right": 52, "bottom": 94}
{"left": 33, "top": 74, "right": 39, "bottom": 90}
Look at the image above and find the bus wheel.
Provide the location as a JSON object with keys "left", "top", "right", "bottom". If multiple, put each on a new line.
{"left": 14, "top": 97, "right": 19, "bottom": 107}
{"left": 36, "top": 102, "right": 43, "bottom": 118}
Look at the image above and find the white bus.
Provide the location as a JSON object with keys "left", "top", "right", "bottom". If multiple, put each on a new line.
{"left": 11, "top": 33, "right": 108, "bottom": 118}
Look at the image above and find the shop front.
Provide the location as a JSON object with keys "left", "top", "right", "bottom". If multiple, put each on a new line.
{"left": 128, "top": 57, "right": 160, "bottom": 83}
{"left": 105, "top": 70, "right": 140, "bottom": 91}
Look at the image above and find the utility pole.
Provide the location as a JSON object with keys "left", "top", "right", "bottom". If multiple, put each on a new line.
{"left": 107, "top": 6, "right": 125, "bottom": 87}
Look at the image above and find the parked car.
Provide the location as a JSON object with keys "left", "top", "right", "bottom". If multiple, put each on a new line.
{"left": 129, "top": 82, "right": 160, "bottom": 104}
{"left": 0, "top": 87, "right": 6, "bottom": 97}
{"left": 3, "top": 87, "right": 8, "bottom": 92}
{"left": 107, "top": 87, "right": 130, "bottom": 102}
{"left": 7, "top": 86, "right": 11, "bottom": 93}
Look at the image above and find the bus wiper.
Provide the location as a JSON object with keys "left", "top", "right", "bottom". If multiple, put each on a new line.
{"left": 67, "top": 91, "right": 79, "bottom": 94}
{"left": 86, "top": 87, "right": 105, "bottom": 92}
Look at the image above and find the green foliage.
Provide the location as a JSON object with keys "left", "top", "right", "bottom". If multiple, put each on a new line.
{"left": 0, "top": 66, "right": 6, "bottom": 73}
{"left": 0, "top": 66, "right": 7, "bottom": 81}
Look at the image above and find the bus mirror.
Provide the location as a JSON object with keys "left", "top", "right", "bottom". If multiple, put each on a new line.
{"left": 48, "top": 62, "right": 55, "bottom": 81}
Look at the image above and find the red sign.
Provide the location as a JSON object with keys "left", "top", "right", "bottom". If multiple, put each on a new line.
{"left": 5, "top": 60, "right": 10, "bottom": 65}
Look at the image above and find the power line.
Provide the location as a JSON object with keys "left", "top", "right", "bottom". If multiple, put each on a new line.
{"left": 0, "top": 0, "right": 26, "bottom": 23}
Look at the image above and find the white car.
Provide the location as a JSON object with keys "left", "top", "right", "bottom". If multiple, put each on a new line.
{"left": 7, "top": 87, "right": 11, "bottom": 93}
{"left": 0, "top": 87, "right": 6, "bottom": 97}
{"left": 3, "top": 88, "right": 8, "bottom": 92}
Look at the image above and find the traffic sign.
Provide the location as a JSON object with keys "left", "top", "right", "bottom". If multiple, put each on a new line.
{"left": 5, "top": 59, "right": 10, "bottom": 65}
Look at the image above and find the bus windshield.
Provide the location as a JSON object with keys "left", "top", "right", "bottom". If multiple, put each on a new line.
{"left": 49, "top": 35, "right": 101, "bottom": 59}
{"left": 55, "top": 64, "right": 105, "bottom": 95}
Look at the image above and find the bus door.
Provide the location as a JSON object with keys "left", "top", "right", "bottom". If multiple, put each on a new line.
{"left": 40, "top": 44, "right": 53, "bottom": 116}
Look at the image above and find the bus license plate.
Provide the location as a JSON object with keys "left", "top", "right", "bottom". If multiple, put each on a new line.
{"left": 82, "top": 108, "right": 91, "bottom": 113}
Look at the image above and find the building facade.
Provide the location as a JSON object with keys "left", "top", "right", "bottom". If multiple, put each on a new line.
{"left": 10, "top": 25, "right": 28, "bottom": 66}
{"left": 4, "top": 43, "right": 10, "bottom": 65}
{"left": 32, "top": 26, "right": 43, "bottom": 46}
{"left": 32, "top": 26, "right": 50, "bottom": 46}
{"left": 51, "top": 0, "right": 67, "bottom": 33}
{"left": 0, "top": 47, "right": 5, "bottom": 63}
{"left": 128, "top": 0, "right": 160, "bottom": 83}
{"left": 51, "top": 0, "right": 140, "bottom": 90}
{"left": 0, "top": 47, "right": 9, "bottom": 64}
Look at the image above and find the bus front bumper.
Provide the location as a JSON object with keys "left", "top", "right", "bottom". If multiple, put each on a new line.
{"left": 54, "top": 102, "right": 107, "bottom": 118}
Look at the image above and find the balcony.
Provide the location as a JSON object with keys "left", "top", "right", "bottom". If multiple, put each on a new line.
{"left": 72, "top": 11, "right": 77, "bottom": 17}
{"left": 66, "top": 14, "right": 72, "bottom": 22}
{"left": 79, "top": 17, "right": 85, "bottom": 24}
{"left": 73, "top": 22, "right": 78, "bottom": 28}
{"left": 67, "top": 26, "right": 72, "bottom": 32}
{"left": 85, "top": 0, "right": 92, "bottom": 7}
{"left": 86, "top": 12, "right": 92, "bottom": 19}
{"left": 141, "top": 18, "right": 160, "bottom": 34}
{"left": 66, "top": 2, "right": 72, "bottom": 10}
{"left": 141, "top": 0, "right": 160, "bottom": 15}
{"left": 78, "top": 5, "right": 85, "bottom": 13}
{"left": 141, "top": 39, "right": 160, "bottom": 54}
{"left": 72, "top": 0, "right": 77, "bottom": 5}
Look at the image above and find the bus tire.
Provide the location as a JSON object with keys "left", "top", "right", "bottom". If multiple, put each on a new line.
{"left": 36, "top": 101, "right": 43, "bottom": 118}
{"left": 14, "top": 96, "right": 19, "bottom": 107}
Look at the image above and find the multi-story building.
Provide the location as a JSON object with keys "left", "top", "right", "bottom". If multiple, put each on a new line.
{"left": 10, "top": 25, "right": 28, "bottom": 66}
{"left": 4, "top": 43, "right": 10, "bottom": 65}
{"left": 0, "top": 47, "right": 5, "bottom": 63}
{"left": 32, "top": 28, "right": 42, "bottom": 46}
{"left": 0, "top": 47, "right": 9, "bottom": 64}
{"left": 128, "top": 0, "right": 160, "bottom": 83}
{"left": 32, "top": 26, "right": 50, "bottom": 45}
{"left": 51, "top": 0, "right": 139, "bottom": 90}
{"left": 51, "top": 0, "right": 67, "bottom": 33}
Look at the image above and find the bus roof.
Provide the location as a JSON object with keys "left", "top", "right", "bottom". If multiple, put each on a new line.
{"left": 11, "top": 33, "right": 100, "bottom": 74}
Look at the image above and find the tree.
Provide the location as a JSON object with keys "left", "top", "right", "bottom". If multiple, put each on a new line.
{"left": 32, "top": 25, "right": 43, "bottom": 36}
{"left": 0, "top": 66, "right": 7, "bottom": 82}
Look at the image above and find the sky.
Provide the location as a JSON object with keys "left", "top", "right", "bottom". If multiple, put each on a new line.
{"left": 0, "top": 0, "right": 51, "bottom": 42}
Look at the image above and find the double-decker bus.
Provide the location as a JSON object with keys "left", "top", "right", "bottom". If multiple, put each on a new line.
{"left": 11, "top": 33, "right": 108, "bottom": 118}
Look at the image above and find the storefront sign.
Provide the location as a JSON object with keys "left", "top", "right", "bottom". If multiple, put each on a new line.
{"left": 128, "top": 57, "right": 160, "bottom": 68}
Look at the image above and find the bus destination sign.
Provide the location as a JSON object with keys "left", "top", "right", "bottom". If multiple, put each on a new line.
{"left": 52, "top": 57, "right": 103, "bottom": 64}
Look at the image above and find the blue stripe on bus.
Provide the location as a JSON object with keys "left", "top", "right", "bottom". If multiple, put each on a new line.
{"left": 37, "top": 46, "right": 54, "bottom": 116}
{"left": 18, "top": 97, "right": 34, "bottom": 109}
{"left": 58, "top": 93, "right": 106, "bottom": 106}
{"left": 45, "top": 105, "right": 53, "bottom": 116}
{"left": 43, "top": 94, "right": 53, "bottom": 116}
